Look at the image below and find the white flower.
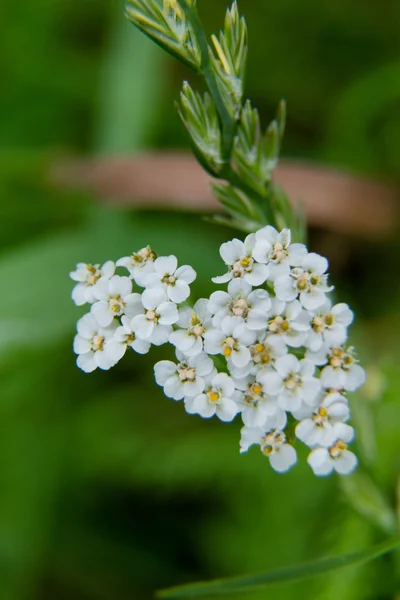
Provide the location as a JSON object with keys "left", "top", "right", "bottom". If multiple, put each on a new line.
{"left": 234, "top": 375, "right": 286, "bottom": 428}
{"left": 169, "top": 299, "right": 212, "bottom": 357}
{"left": 229, "top": 333, "right": 287, "bottom": 379}
{"left": 252, "top": 226, "right": 308, "bottom": 280}
{"left": 259, "top": 355, "right": 321, "bottom": 412}
{"left": 105, "top": 315, "right": 151, "bottom": 363}
{"left": 240, "top": 427, "right": 297, "bottom": 473}
{"left": 131, "top": 288, "right": 179, "bottom": 346}
{"left": 73, "top": 313, "right": 118, "bottom": 373}
{"left": 70, "top": 261, "right": 115, "bottom": 306}
{"left": 154, "top": 352, "right": 214, "bottom": 401}
{"left": 212, "top": 234, "right": 269, "bottom": 286}
{"left": 208, "top": 279, "right": 271, "bottom": 331}
{"left": 306, "top": 300, "right": 353, "bottom": 352}
{"left": 263, "top": 299, "right": 310, "bottom": 348}
{"left": 116, "top": 246, "right": 156, "bottom": 285}
{"left": 275, "top": 253, "right": 333, "bottom": 310}
{"left": 295, "top": 400, "right": 350, "bottom": 448}
{"left": 307, "top": 424, "right": 357, "bottom": 476}
{"left": 204, "top": 318, "right": 256, "bottom": 368}
{"left": 143, "top": 255, "right": 196, "bottom": 303}
{"left": 91, "top": 275, "right": 139, "bottom": 327}
{"left": 185, "top": 372, "right": 240, "bottom": 422}
{"left": 316, "top": 346, "right": 366, "bottom": 391}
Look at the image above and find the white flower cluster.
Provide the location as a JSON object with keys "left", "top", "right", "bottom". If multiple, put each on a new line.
{"left": 70, "top": 227, "right": 366, "bottom": 477}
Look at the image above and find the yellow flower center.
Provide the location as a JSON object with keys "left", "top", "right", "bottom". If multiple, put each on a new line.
{"left": 92, "top": 335, "right": 104, "bottom": 352}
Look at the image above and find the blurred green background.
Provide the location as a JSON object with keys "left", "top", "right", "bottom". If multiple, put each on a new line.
{"left": 1, "top": 0, "right": 399, "bottom": 598}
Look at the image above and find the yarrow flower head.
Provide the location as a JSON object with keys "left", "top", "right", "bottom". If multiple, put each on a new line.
{"left": 70, "top": 228, "right": 365, "bottom": 478}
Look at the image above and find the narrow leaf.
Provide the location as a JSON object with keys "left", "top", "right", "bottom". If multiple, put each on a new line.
{"left": 157, "top": 538, "right": 400, "bottom": 599}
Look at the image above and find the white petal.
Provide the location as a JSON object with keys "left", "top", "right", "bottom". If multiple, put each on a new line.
{"left": 288, "top": 243, "right": 308, "bottom": 266}
{"left": 300, "top": 290, "right": 327, "bottom": 310}
{"left": 301, "top": 378, "right": 322, "bottom": 406}
{"left": 131, "top": 338, "right": 151, "bottom": 354}
{"left": 212, "top": 272, "right": 232, "bottom": 284}
{"left": 167, "top": 280, "right": 190, "bottom": 303}
{"left": 154, "top": 255, "right": 178, "bottom": 275}
{"left": 142, "top": 288, "right": 167, "bottom": 310}
{"left": 240, "top": 426, "right": 264, "bottom": 453}
{"left": 72, "top": 283, "right": 88, "bottom": 306}
{"left": 150, "top": 324, "right": 172, "bottom": 346}
{"left": 231, "top": 345, "right": 251, "bottom": 368}
{"left": 77, "top": 313, "right": 98, "bottom": 339}
{"left": 109, "top": 275, "right": 132, "bottom": 297}
{"left": 193, "top": 394, "right": 216, "bottom": 418}
{"left": 91, "top": 301, "right": 113, "bottom": 327}
{"left": 103, "top": 340, "right": 126, "bottom": 364}
{"left": 257, "top": 371, "right": 282, "bottom": 395}
{"left": 101, "top": 260, "right": 116, "bottom": 278}
{"left": 164, "top": 376, "right": 184, "bottom": 400}
{"left": 131, "top": 315, "right": 154, "bottom": 340}
{"left": 154, "top": 360, "right": 177, "bottom": 385}
{"left": 73, "top": 335, "right": 91, "bottom": 355}
{"left": 245, "top": 263, "right": 269, "bottom": 286}
{"left": 213, "top": 373, "right": 235, "bottom": 396}
{"left": 216, "top": 398, "right": 239, "bottom": 422}
{"left": 301, "top": 253, "right": 328, "bottom": 275}
{"left": 158, "top": 302, "right": 179, "bottom": 325}
{"left": 175, "top": 265, "right": 197, "bottom": 284}
{"left": 77, "top": 352, "right": 97, "bottom": 373}
{"left": 275, "top": 354, "right": 299, "bottom": 377}
{"left": 344, "top": 365, "right": 366, "bottom": 391}
{"left": 169, "top": 329, "right": 194, "bottom": 352}
{"left": 334, "top": 450, "right": 358, "bottom": 475}
{"left": 252, "top": 239, "right": 272, "bottom": 264}
{"left": 275, "top": 277, "right": 298, "bottom": 301}
{"left": 247, "top": 309, "right": 268, "bottom": 330}
{"left": 321, "top": 366, "right": 346, "bottom": 389}
{"left": 220, "top": 240, "right": 242, "bottom": 265}
{"left": 269, "top": 444, "right": 297, "bottom": 473}
{"left": 307, "top": 448, "right": 333, "bottom": 476}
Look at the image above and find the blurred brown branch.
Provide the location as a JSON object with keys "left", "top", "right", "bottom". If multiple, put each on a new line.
{"left": 51, "top": 153, "right": 398, "bottom": 238}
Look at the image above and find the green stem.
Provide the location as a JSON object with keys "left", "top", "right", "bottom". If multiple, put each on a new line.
{"left": 179, "top": 0, "right": 237, "bottom": 164}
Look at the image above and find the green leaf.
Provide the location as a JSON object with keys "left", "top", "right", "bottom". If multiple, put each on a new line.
{"left": 157, "top": 538, "right": 400, "bottom": 599}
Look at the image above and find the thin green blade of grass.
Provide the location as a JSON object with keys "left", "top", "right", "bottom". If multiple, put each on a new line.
{"left": 157, "top": 538, "right": 400, "bottom": 599}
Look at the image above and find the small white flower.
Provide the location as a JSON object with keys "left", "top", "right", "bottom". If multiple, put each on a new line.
{"left": 73, "top": 313, "right": 118, "bottom": 373}
{"left": 234, "top": 375, "right": 286, "bottom": 428}
{"left": 317, "top": 346, "right": 366, "bottom": 391}
{"left": 263, "top": 299, "right": 310, "bottom": 348}
{"left": 169, "top": 299, "right": 212, "bottom": 357}
{"left": 240, "top": 427, "right": 297, "bottom": 473}
{"left": 116, "top": 246, "right": 156, "bottom": 285}
{"left": 143, "top": 255, "right": 196, "bottom": 303}
{"left": 204, "top": 318, "right": 256, "bottom": 368}
{"left": 91, "top": 275, "right": 139, "bottom": 327}
{"left": 306, "top": 300, "right": 353, "bottom": 352}
{"left": 259, "top": 355, "right": 321, "bottom": 412}
{"left": 295, "top": 400, "right": 350, "bottom": 448}
{"left": 229, "top": 333, "right": 287, "bottom": 379}
{"left": 212, "top": 234, "right": 269, "bottom": 286}
{"left": 252, "top": 226, "right": 308, "bottom": 280}
{"left": 186, "top": 372, "right": 240, "bottom": 422}
{"left": 105, "top": 315, "right": 151, "bottom": 364}
{"left": 131, "top": 288, "right": 179, "bottom": 346}
{"left": 307, "top": 424, "right": 357, "bottom": 476}
{"left": 275, "top": 253, "right": 333, "bottom": 310}
{"left": 70, "top": 261, "right": 115, "bottom": 306}
{"left": 154, "top": 352, "right": 214, "bottom": 401}
{"left": 208, "top": 279, "right": 271, "bottom": 331}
